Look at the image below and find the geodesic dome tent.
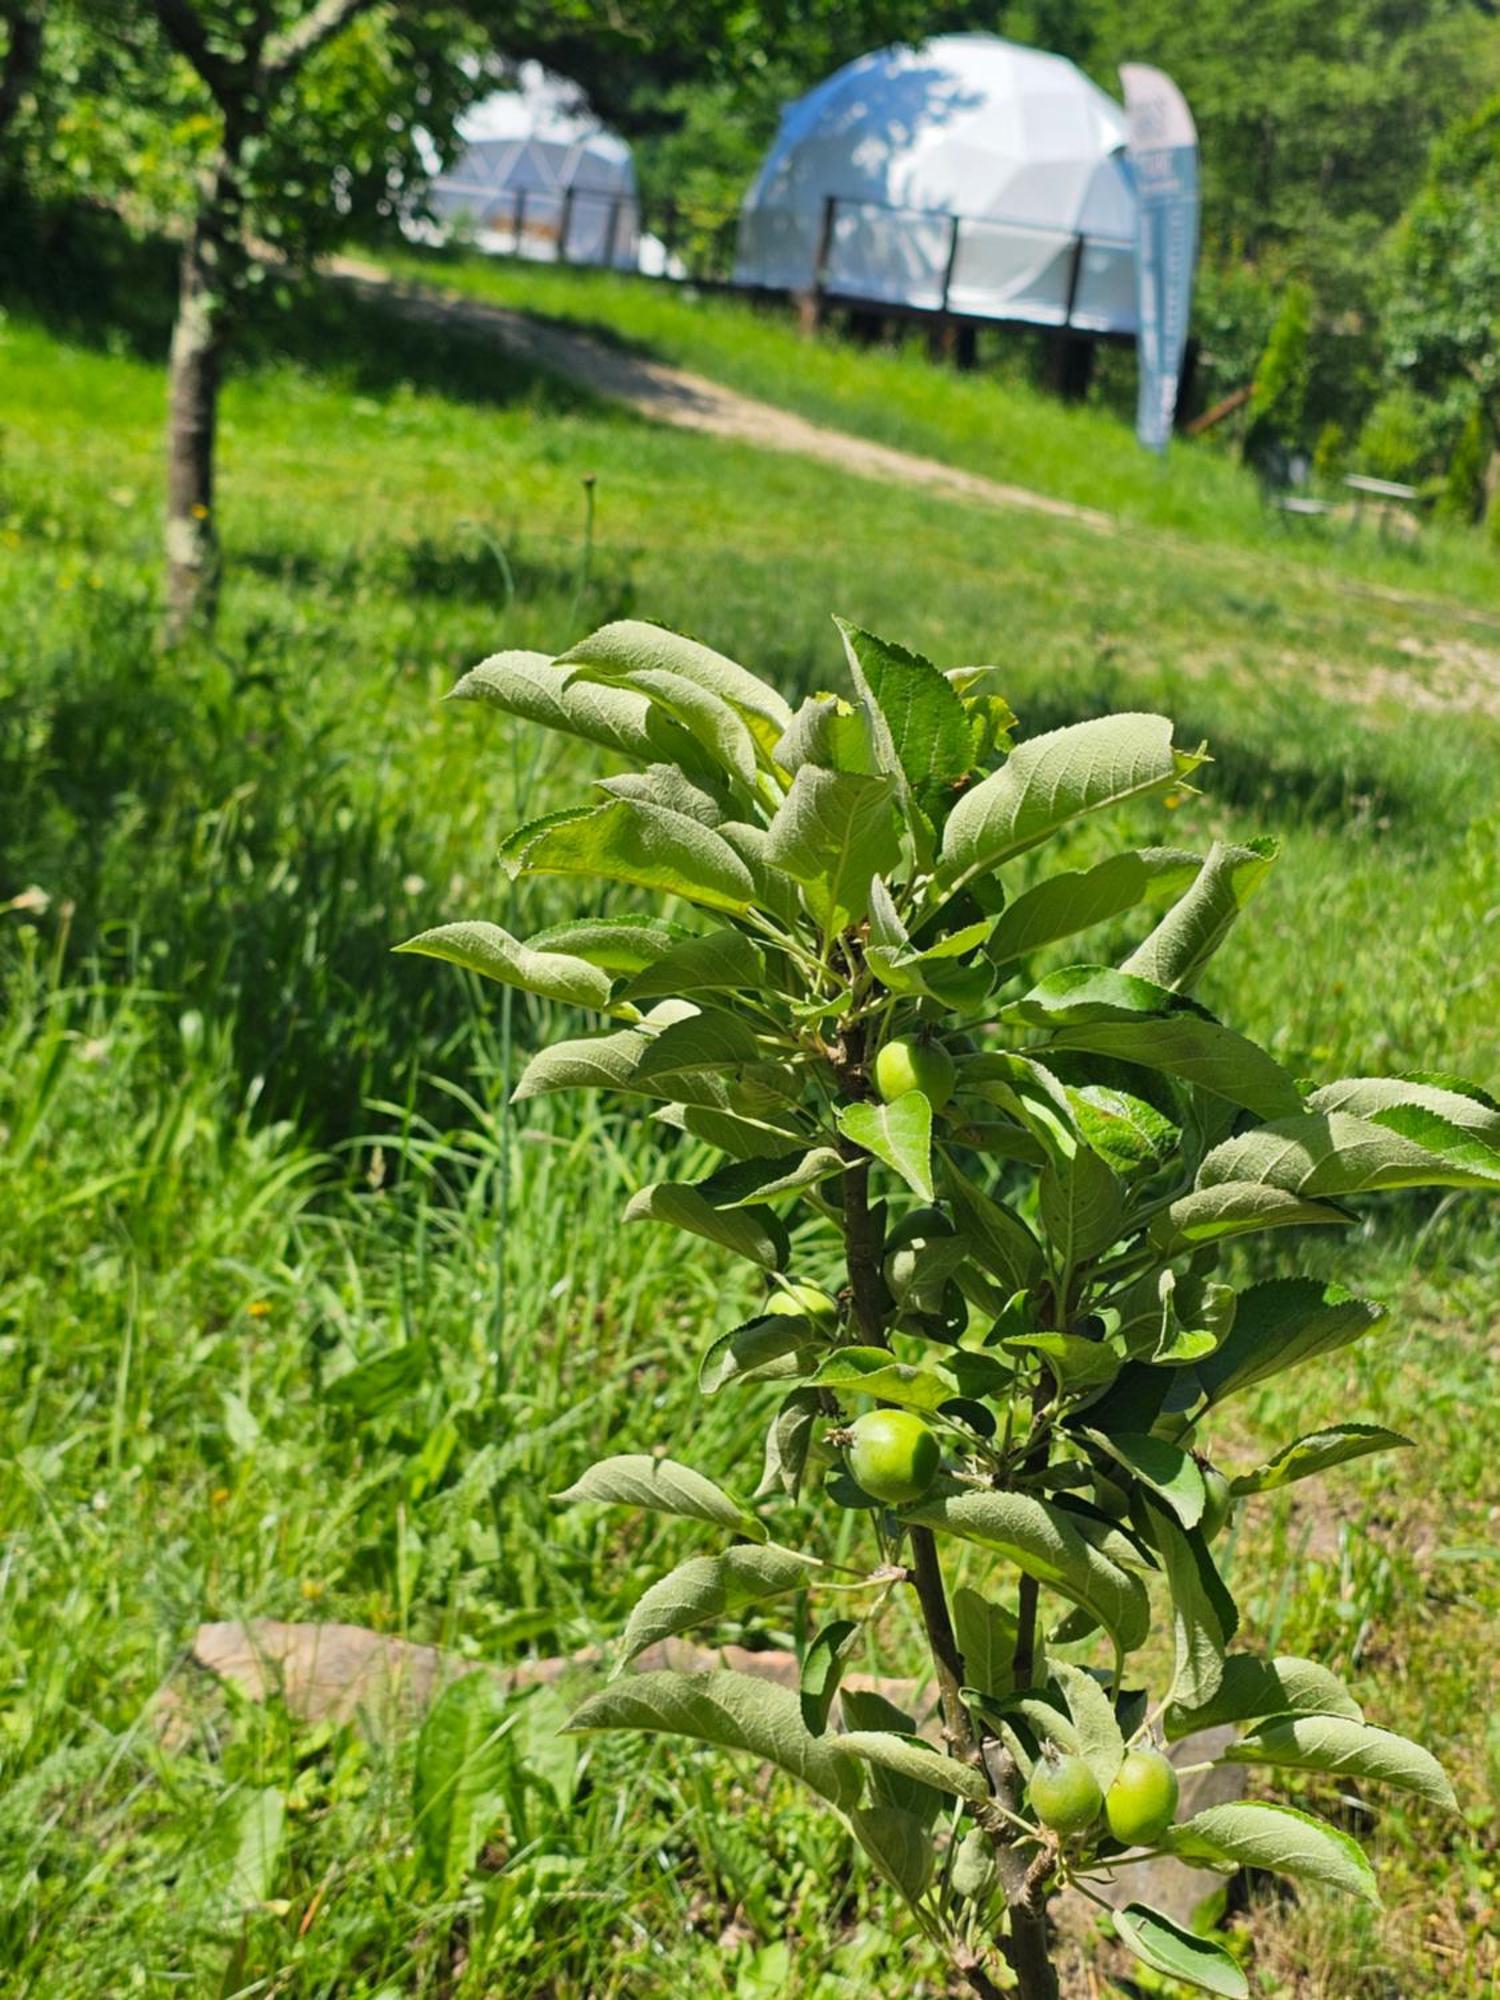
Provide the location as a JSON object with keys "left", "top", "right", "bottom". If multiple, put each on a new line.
{"left": 418, "top": 65, "right": 640, "bottom": 270}
{"left": 734, "top": 34, "right": 1139, "bottom": 334}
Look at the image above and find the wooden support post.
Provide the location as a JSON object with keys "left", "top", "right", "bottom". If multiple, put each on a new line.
{"left": 940, "top": 210, "right": 961, "bottom": 316}
{"left": 798, "top": 193, "right": 836, "bottom": 337}
{"left": 558, "top": 187, "right": 574, "bottom": 264}
{"left": 602, "top": 195, "right": 621, "bottom": 270}
{"left": 512, "top": 187, "right": 527, "bottom": 256}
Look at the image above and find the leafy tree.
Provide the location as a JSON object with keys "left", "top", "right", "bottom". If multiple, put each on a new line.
{"left": 1243, "top": 279, "right": 1313, "bottom": 464}
{"left": 404, "top": 616, "right": 1496, "bottom": 1999}
{"left": 1384, "top": 93, "right": 1500, "bottom": 505}
{"left": 0, "top": 0, "right": 43, "bottom": 154}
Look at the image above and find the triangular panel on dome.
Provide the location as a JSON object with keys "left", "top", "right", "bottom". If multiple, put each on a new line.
{"left": 735, "top": 33, "right": 1140, "bottom": 335}
{"left": 412, "top": 63, "right": 642, "bottom": 270}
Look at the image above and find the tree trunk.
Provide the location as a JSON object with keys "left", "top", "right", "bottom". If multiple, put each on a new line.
{"left": 833, "top": 1017, "right": 1059, "bottom": 2000}
{"left": 0, "top": 1, "right": 43, "bottom": 149}
{"left": 164, "top": 144, "right": 243, "bottom": 639}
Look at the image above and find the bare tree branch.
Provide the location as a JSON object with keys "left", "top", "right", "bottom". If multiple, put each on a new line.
{"left": 260, "top": 0, "right": 379, "bottom": 92}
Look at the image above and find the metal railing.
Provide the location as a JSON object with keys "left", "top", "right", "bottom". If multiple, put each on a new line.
{"left": 746, "top": 191, "right": 1136, "bottom": 332}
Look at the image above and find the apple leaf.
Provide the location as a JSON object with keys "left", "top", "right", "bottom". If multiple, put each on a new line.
{"left": 620, "top": 1547, "right": 813, "bottom": 1662}
{"left": 1112, "top": 1904, "right": 1248, "bottom": 1997}
{"left": 555, "top": 1453, "right": 763, "bottom": 1540}
{"left": 564, "top": 1669, "right": 862, "bottom": 1808}
{"left": 836, "top": 1094, "right": 934, "bottom": 1199}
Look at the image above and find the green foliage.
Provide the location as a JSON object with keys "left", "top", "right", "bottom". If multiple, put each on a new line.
{"left": 1247, "top": 281, "right": 1314, "bottom": 451}
{"left": 1386, "top": 93, "right": 1500, "bottom": 443}
{"left": 1356, "top": 387, "right": 1432, "bottom": 482}
{"left": 409, "top": 614, "right": 1494, "bottom": 1995}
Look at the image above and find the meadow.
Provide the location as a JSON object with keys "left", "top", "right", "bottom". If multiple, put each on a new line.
{"left": 1, "top": 213, "right": 1497, "bottom": 1996}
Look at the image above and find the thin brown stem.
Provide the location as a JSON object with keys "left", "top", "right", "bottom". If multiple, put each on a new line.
{"left": 908, "top": 1524, "right": 974, "bottom": 1757}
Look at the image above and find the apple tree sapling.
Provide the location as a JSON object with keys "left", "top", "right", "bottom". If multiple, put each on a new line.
{"left": 402, "top": 617, "right": 1497, "bottom": 1999}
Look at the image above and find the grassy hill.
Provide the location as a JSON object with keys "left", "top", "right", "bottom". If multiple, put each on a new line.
{"left": 379, "top": 242, "right": 1500, "bottom": 610}
{"left": 1, "top": 216, "right": 1497, "bottom": 1996}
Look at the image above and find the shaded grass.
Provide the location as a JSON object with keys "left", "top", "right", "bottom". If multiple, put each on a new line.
{"left": 0, "top": 216, "right": 1497, "bottom": 1996}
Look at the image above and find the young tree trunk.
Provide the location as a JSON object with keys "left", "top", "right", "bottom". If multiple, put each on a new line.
{"left": 164, "top": 145, "right": 242, "bottom": 640}
{"left": 834, "top": 1024, "right": 1060, "bottom": 2000}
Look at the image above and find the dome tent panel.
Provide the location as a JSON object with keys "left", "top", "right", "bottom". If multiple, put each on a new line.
{"left": 415, "top": 63, "right": 640, "bottom": 269}
{"left": 735, "top": 33, "right": 1140, "bottom": 335}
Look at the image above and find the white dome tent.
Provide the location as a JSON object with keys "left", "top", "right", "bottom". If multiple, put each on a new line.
{"left": 416, "top": 65, "right": 642, "bottom": 270}
{"left": 734, "top": 34, "right": 1139, "bottom": 335}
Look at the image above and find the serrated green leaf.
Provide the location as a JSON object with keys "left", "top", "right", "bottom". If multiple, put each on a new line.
{"left": 988, "top": 847, "right": 1202, "bottom": 966}
{"left": 757, "top": 1388, "right": 825, "bottom": 1500}
{"left": 1053, "top": 1019, "right": 1302, "bottom": 1120}
{"left": 941, "top": 713, "right": 1194, "bottom": 885}
{"left": 449, "top": 648, "right": 705, "bottom": 767}
{"left": 632, "top": 1010, "right": 763, "bottom": 1082}
{"left": 620, "top": 928, "right": 766, "bottom": 1002}
{"left": 774, "top": 693, "right": 879, "bottom": 776}
{"left": 903, "top": 1485, "right": 1150, "bottom": 1651}
{"left": 1004, "top": 1331, "right": 1120, "bottom": 1393}
{"left": 699, "top": 1313, "right": 823, "bottom": 1394}
{"left": 835, "top": 1731, "right": 988, "bottom": 1801}
{"left": 695, "top": 1147, "right": 846, "bottom": 1207}
{"left": 524, "top": 914, "right": 690, "bottom": 975}
{"left": 1195, "top": 1279, "right": 1385, "bottom": 1405}
{"left": 1197, "top": 1110, "right": 1500, "bottom": 1196}
{"left": 1152, "top": 1181, "right": 1350, "bottom": 1250}
{"left": 1086, "top": 1431, "right": 1206, "bottom": 1530}
{"left": 597, "top": 764, "right": 727, "bottom": 825}
{"left": 565, "top": 1669, "right": 861, "bottom": 1807}
{"left": 1142, "top": 1497, "right": 1234, "bottom": 1711}
{"left": 1051, "top": 1661, "right": 1126, "bottom": 1791}
{"left": 800, "top": 1618, "right": 862, "bottom": 1734}
{"left": 1227, "top": 1715, "right": 1457, "bottom": 1811}
{"left": 836, "top": 621, "right": 973, "bottom": 796}
{"left": 510, "top": 799, "right": 755, "bottom": 916}
{"left": 412, "top": 1675, "right": 512, "bottom": 1890}
{"left": 1229, "top": 1424, "right": 1412, "bottom": 1496}
{"left": 1070, "top": 1084, "right": 1180, "bottom": 1176}
{"left": 811, "top": 1345, "right": 954, "bottom": 1413}
{"left": 952, "top": 1586, "right": 1018, "bottom": 1698}
{"left": 1163, "top": 1653, "right": 1364, "bottom": 1741}
{"left": 568, "top": 661, "right": 759, "bottom": 790}
{"left": 555, "top": 1453, "right": 761, "bottom": 1538}
{"left": 1121, "top": 837, "right": 1278, "bottom": 992}
{"left": 836, "top": 1094, "right": 934, "bottom": 1199}
{"left": 1039, "top": 1143, "right": 1125, "bottom": 1271}
{"left": 1169, "top": 1801, "right": 1379, "bottom": 1903}
{"left": 512, "top": 1021, "right": 725, "bottom": 1108}
{"left": 764, "top": 767, "right": 900, "bottom": 928}
{"left": 1113, "top": 1904, "right": 1248, "bottom": 1997}
{"left": 557, "top": 619, "right": 792, "bottom": 748}
{"left": 624, "top": 1181, "right": 788, "bottom": 1271}
{"left": 941, "top": 1168, "right": 1045, "bottom": 1290}
{"left": 658, "top": 1101, "right": 808, "bottom": 1160}
{"left": 849, "top": 1804, "right": 934, "bottom": 1905}
{"left": 621, "top": 1547, "right": 812, "bottom": 1662}
{"left": 395, "top": 921, "right": 616, "bottom": 1011}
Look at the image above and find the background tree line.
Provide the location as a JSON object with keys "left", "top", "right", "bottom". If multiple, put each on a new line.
{"left": 2, "top": 0, "right": 1498, "bottom": 628}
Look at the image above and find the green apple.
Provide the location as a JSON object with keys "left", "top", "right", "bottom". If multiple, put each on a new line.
{"left": 872, "top": 1037, "right": 955, "bottom": 1112}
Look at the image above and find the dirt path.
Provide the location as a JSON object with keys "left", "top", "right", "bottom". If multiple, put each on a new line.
{"left": 329, "top": 257, "right": 1500, "bottom": 703}
{"left": 331, "top": 256, "right": 1116, "bottom": 534}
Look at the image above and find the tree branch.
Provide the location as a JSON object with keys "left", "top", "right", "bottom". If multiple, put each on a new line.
{"left": 260, "top": 0, "right": 379, "bottom": 91}
{"left": 149, "top": 0, "right": 240, "bottom": 107}
{"left": 0, "top": 0, "right": 43, "bottom": 143}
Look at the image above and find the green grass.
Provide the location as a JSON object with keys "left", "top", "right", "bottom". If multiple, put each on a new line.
{"left": 1, "top": 210, "right": 1497, "bottom": 1996}
{"left": 377, "top": 241, "right": 1500, "bottom": 612}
